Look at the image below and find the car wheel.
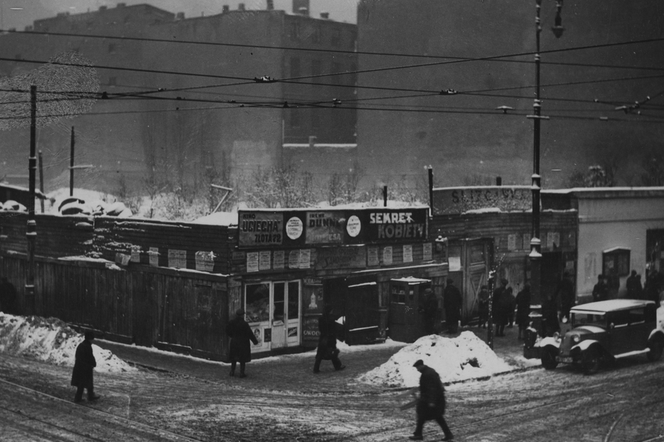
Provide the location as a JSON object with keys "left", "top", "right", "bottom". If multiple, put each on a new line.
{"left": 541, "top": 347, "right": 558, "bottom": 370}
{"left": 647, "top": 340, "right": 663, "bottom": 362}
{"left": 582, "top": 347, "right": 601, "bottom": 375}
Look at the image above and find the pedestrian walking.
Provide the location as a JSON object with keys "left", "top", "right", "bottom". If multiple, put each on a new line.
{"left": 556, "top": 272, "right": 575, "bottom": 322}
{"left": 226, "top": 308, "right": 259, "bottom": 378}
{"left": 0, "top": 276, "right": 17, "bottom": 314}
{"left": 515, "top": 283, "right": 531, "bottom": 340}
{"left": 592, "top": 274, "right": 609, "bottom": 302}
{"left": 419, "top": 288, "right": 439, "bottom": 335}
{"left": 71, "top": 331, "right": 100, "bottom": 403}
{"left": 477, "top": 285, "right": 490, "bottom": 328}
{"left": 313, "top": 306, "right": 345, "bottom": 373}
{"left": 409, "top": 359, "right": 454, "bottom": 441}
{"left": 443, "top": 279, "right": 462, "bottom": 334}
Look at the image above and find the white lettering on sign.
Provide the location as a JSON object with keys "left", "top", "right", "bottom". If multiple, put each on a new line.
{"left": 377, "top": 223, "right": 425, "bottom": 239}
{"left": 369, "top": 212, "right": 414, "bottom": 224}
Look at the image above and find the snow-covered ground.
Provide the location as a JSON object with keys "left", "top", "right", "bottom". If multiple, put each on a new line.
{"left": 0, "top": 313, "right": 135, "bottom": 373}
{"left": 0, "top": 312, "right": 534, "bottom": 389}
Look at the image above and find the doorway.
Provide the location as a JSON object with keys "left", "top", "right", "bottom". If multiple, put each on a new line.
{"left": 245, "top": 280, "right": 301, "bottom": 353}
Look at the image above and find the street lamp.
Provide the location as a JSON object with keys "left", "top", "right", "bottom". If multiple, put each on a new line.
{"left": 528, "top": 0, "right": 563, "bottom": 307}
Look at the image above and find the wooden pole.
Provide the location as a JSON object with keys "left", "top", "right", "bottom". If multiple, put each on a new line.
{"left": 69, "top": 126, "right": 75, "bottom": 197}
{"left": 26, "top": 85, "right": 37, "bottom": 313}
{"left": 38, "top": 150, "right": 45, "bottom": 213}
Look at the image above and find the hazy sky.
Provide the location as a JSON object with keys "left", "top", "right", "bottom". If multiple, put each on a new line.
{"left": 0, "top": 0, "right": 358, "bottom": 31}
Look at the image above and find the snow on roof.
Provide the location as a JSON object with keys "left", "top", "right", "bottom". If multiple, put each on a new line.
{"left": 571, "top": 299, "right": 655, "bottom": 314}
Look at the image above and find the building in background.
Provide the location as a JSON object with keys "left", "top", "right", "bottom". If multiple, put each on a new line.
{"left": 0, "top": 1, "right": 357, "bottom": 193}
{"left": 356, "top": 0, "right": 664, "bottom": 190}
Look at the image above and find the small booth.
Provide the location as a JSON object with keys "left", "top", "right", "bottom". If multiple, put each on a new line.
{"left": 388, "top": 277, "right": 432, "bottom": 342}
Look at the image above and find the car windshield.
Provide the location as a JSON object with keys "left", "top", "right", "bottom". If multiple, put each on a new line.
{"left": 571, "top": 312, "right": 605, "bottom": 327}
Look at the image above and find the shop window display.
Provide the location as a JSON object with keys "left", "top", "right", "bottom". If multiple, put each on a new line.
{"left": 246, "top": 283, "right": 270, "bottom": 323}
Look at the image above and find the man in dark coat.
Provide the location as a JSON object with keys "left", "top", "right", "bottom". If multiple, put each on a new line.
{"left": 71, "top": 331, "right": 100, "bottom": 403}
{"left": 556, "top": 272, "right": 575, "bottom": 322}
{"left": 592, "top": 274, "right": 609, "bottom": 302}
{"left": 226, "top": 308, "right": 259, "bottom": 378}
{"left": 626, "top": 270, "right": 643, "bottom": 299}
{"left": 0, "top": 277, "right": 17, "bottom": 314}
{"left": 313, "top": 306, "right": 345, "bottom": 373}
{"left": 493, "top": 279, "right": 509, "bottom": 337}
{"left": 420, "top": 288, "right": 439, "bottom": 335}
{"left": 410, "top": 359, "right": 454, "bottom": 441}
{"left": 442, "top": 279, "right": 462, "bottom": 334}
{"left": 515, "top": 283, "right": 531, "bottom": 340}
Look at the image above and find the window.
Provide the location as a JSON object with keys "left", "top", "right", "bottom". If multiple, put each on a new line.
{"left": 312, "top": 25, "right": 321, "bottom": 43}
{"left": 289, "top": 22, "right": 300, "bottom": 40}
{"left": 331, "top": 28, "right": 341, "bottom": 46}
{"left": 391, "top": 285, "right": 406, "bottom": 304}
{"left": 290, "top": 57, "right": 300, "bottom": 78}
{"left": 245, "top": 283, "right": 270, "bottom": 323}
{"left": 603, "top": 248, "right": 630, "bottom": 277}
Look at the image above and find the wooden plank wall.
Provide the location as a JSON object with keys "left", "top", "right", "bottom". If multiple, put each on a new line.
{"left": 1, "top": 255, "right": 230, "bottom": 361}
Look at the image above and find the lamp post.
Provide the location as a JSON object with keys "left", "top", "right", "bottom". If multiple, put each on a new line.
{"left": 528, "top": 0, "right": 563, "bottom": 306}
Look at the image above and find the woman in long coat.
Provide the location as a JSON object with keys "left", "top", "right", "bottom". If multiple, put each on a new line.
{"left": 71, "top": 331, "right": 100, "bottom": 403}
{"left": 226, "top": 308, "right": 259, "bottom": 378}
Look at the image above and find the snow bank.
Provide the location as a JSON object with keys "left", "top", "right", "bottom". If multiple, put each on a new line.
{"left": 0, "top": 313, "right": 135, "bottom": 373}
{"left": 357, "top": 332, "right": 513, "bottom": 388}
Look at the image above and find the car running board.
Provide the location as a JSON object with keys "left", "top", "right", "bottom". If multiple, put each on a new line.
{"left": 613, "top": 349, "right": 649, "bottom": 359}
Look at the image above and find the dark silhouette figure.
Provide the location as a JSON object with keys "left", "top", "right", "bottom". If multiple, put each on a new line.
{"left": 313, "top": 306, "right": 345, "bottom": 373}
{"left": 515, "top": 284, "right": 531, "bottom": 340}
{"left": 592, "top": 274, "right": 609, "bottom": 302}
{"left": 493, "top": 279, "right": 510, "bottom": 337}
{"left": 71, "top": 331, "right": 100, "bottom": 403}
{"left": 626, "top": 270, "right": 643, "bottom": 299}
{"left": 477, "top": 285, "right": 490, "bottom": 328}
{"left": 0, "top": 277, "right": 17, "bottom": 314}
{"left": 409, "top": 359, "right": 454, "bottom": 441}
{"left": 226, "top": 308, "right": 259, "bottom": 378}
{"left": 442, "top": 279, "right": 462, "bottom": 334}
{"left": 420, "top": 288, "right": 439, "bottom": 335}
{"left": 556, "top": 272, "right": 575, "bottom": 322}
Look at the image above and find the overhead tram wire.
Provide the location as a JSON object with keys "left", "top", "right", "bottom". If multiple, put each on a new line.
{"left": 6, "top": 28, "right": 664, "bottom": 74}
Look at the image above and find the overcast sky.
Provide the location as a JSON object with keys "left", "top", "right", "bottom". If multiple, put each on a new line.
{"left": 0, "top": 0, "right": 358, "bottom": 31}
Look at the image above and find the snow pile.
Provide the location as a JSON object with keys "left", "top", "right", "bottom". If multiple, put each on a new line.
{"left": 358, "top": 332, "right": 513, "bottom": 388}
{"left": 0, "top": 313, "right": 135, "bottom": 373}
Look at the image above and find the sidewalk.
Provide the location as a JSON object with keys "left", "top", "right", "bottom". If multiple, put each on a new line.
{"left": 95, "top": 324, "right": 536, "bottom": 392}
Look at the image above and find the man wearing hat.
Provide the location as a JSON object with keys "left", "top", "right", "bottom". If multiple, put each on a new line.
{"left": 226, "top": 308, "right": 259, "bottom": 378}
{"left": 71, "top": 330, "right": 101, "bottom": 403}
{"left": 442, "top": 278, "right": 462, "bottom": 334}
{"left": 410, "top": 359, "right": 454, "bottom": 441}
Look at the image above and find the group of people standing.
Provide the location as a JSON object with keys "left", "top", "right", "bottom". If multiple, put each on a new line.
{"left": 477, "top": 278, "right": 532, "bottom": 340}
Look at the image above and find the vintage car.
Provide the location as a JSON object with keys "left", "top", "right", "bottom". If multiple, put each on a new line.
{"left": 536, "top": 299, "right": 664, "bottom": 374}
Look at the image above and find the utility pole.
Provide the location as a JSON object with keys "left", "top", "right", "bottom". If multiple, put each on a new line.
{"left": 38, "top": 151, "right": 45, "bottom": 213}
{"left": 70, "top": 127, "right": 75, "bottom": 196}
{"left": 26, "top": 85, "right": 37, "bottom": 313}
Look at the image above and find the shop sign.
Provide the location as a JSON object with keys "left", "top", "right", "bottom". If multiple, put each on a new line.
{"left": 432, "top": 186, "right": 532, "bottom": 215}
{"left": 238, "top": 207, "right": 429, "bottom": 248}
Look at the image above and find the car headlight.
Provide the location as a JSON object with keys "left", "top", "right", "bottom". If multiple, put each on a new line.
{"left": 572, "top": 334, "right": 580, "bottom": 343}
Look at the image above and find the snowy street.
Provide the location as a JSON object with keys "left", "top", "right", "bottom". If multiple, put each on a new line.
{"left": 1, "top": 314, "right": 664, "bottom": 441}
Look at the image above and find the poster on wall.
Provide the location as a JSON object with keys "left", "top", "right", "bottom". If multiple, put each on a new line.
{"left": 239, "top": 211, "right": 283, "bottom": 247}
{"left": 306, "top": 211, "right": 344, "bottom": 244}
